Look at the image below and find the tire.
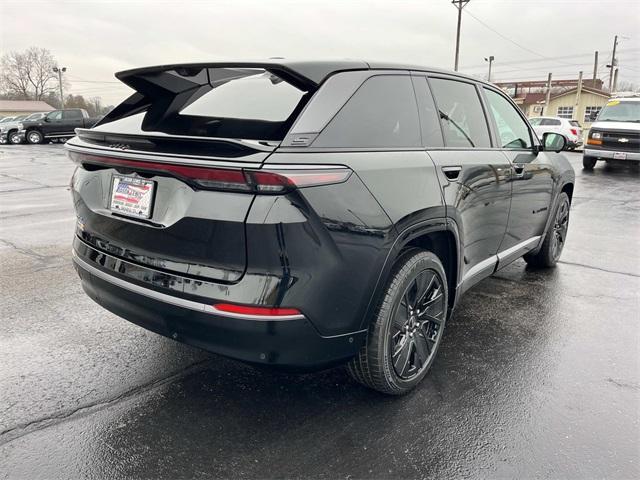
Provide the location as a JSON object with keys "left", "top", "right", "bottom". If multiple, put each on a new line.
{"left": 347, "top": 250, "right": 448, "bottom": 395}
{"left": 524, "top": 192, "right": 570, "bottom": 268}
{"left": 26, "top": 130, "right": 43, "bottom": 145}
{"left": 8, "top": 130, "right": 22, "bottom": 145}
{"left": 583, "top": 156, "right": 597, "bottom": 170}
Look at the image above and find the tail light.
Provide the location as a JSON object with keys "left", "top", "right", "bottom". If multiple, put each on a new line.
{"left": 68, "top": 151, "right": 351, "bottom": 194}
{"left": 570, "top": 128, "right": 578, "bottom": 136}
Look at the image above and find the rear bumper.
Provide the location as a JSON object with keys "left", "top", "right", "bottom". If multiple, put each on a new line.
{"left": 72, "top": 242, "right": 366, "bottom": 370}
{"left": 584, "top": 148, "right": 640, "bottom": 161}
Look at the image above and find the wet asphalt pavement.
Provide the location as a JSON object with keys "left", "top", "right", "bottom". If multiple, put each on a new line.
{"left": 0, "top": 144, "right": 638, "bottom": 479}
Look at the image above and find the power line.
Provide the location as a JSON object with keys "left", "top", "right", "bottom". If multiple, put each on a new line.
{"left": 463, "top": 7, "right": 578, "bottom": 67}
{"left": 461, "top": 48, "right": 640, "bottom": 71}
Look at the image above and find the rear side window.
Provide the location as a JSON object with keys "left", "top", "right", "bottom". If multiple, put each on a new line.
{"left": 429, "top": 78, "right": 491, "bottom": 148}
{"left": 412, "top": 76, "right": 444, "bottom": 147}
{"left": 313, "top": 75, "right": 421, "bottom": 148}
{"left": 541, "top": 118, "right": 561, "bottom": 126}
{"left": 63, "top": 110, "right": 82, "bottom": 120}
{"left": 483, "top": 88, "right": 532, "bottom": 149}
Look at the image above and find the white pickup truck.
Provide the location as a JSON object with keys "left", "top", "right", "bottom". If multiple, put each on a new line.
{"left": 583, "top": 97, "right": 640, "bottom": 170}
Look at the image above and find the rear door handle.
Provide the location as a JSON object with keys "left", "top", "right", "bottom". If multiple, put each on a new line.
{"left": 442, "top": 166, "right": 462, "bottom": 181}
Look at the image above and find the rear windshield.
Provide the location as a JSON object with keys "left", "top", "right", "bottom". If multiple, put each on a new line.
{"left": 569, "top": 120, "right": 581, "bottom": 127}
{"left": 94, "top": 68, "right": 309, "bottom": 140}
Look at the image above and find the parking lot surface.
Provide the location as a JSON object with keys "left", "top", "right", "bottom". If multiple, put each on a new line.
{"left": 1, "top": 144, "right": 638, "bottom": 479}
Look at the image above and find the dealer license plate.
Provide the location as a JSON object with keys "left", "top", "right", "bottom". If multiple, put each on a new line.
{"left": 109, "top": 175, "right": 155, "bottom": 219}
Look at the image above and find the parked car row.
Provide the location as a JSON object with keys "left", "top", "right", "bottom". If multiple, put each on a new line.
{"left": 0, "top": 108, "right": 100, "bottom": 145}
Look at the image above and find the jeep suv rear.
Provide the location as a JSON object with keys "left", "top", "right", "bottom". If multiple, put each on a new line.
{"left": 69, "top": 61, "right": 574, "bottom": 394}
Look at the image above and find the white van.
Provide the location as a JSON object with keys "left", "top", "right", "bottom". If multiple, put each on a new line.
{"left": 583, "top": 97, "right": 640, "bottom": 170}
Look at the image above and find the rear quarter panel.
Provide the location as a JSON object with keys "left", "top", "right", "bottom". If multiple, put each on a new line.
{"left": 260, "top": 150, "right": 444, "bottom": 334}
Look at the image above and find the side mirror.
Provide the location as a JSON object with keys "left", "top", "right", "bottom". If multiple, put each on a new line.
{"left": 43, "top": 116, "right": 50, "bottom": 122}
{"left": 589, "top": 111, "right": 598, "bottom": 122}
{"left": 542, "top": 132, "right": 566, "bottom": 153}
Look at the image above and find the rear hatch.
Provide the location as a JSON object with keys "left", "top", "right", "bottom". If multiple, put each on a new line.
{"left": 68, "top": 63, "right": 317, "bottom": 283}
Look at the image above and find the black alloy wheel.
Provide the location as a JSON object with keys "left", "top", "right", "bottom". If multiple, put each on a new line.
{"left": 524, "top": 192, "right": 571, "bottom": 268}
{"left": 550, "top": 195, "right": 570, "bottom": 261}
{"left": 391, "top": 269, "right": 446, "bottom": 380}
{"left": 348, "top": 250, "right": 448, "bottom": 395}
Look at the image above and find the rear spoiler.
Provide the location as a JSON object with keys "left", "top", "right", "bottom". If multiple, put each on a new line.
{"left": 97, "top": 60, "right": 369, "bottom": 128}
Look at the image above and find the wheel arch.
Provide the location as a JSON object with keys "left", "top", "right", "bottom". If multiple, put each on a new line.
{"left": 359, "top": 219, "right": 461, "bottom": 330}
{"left": 561, "top": 182, "right": 574, "bottom": 203}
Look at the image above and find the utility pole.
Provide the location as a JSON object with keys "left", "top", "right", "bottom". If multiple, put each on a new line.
{"left": 608, "top": 35, "right": 618, "bottom": 91}
{"left": 575, "top": 71, "right": 583, "bottom": 118}
{"left": 592, "top": 51, "right": 598, "bottom": 84}
{"left": 452, "top": 0, "right": 470, "bottom": 71}
{"left": 52, "top": 66, "right": 67, "bottom": 109}
{"left": 485, "top": 55, "right": 494, "bottom": 82}
{"left": 612, "top": 68, "right": 619, "bottom": 93}
{"left": 544, "top": 72, "right": 552, "bottom": 115}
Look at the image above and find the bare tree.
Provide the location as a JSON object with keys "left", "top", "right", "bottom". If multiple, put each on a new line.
{"left": 0, "top": 47, "right": 62, "bottom": 100}
{"left": 25, "top": 47, "right": 59, "bottom": 100}
{"left": 616, "top": 80, "right": 640, "bottom": 93}
{"left": 0, "top": 51, "right": 32, "bottom": 99}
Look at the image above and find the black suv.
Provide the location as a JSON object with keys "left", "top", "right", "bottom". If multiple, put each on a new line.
{"left": 68, "top": 61, "right": 574, "bottom": 394}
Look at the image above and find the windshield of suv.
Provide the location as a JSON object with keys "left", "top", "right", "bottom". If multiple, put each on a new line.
{"left": 529, "top": 117, "right": 542, "bottom": 125}
{"left": 597, "top": 100, "right": 640, "bottom": 122}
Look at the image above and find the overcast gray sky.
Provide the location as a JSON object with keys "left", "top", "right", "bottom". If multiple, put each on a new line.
{"left": 2, "top": 0, "right": 639, "bottom": 105}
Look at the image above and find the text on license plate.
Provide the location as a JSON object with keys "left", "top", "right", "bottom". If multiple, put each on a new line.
{"left": 613, "top": 152, "right": 627, "bottom": 160}
{"left": 110, "top": 176, "right": 155, "bottom": 219}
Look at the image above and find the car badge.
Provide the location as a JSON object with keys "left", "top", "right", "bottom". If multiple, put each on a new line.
{"left": 109, "top": 143, "right": 130, "bottom": 150}
{"left": 618, "top": 138, "right": 629, "bottom": 143}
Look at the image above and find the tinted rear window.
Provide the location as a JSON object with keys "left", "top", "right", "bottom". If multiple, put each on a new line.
{"left": 94, "top": 68, "right": 308, "bottom": 140}
{"left": 569, "top": 120, "right": 581, "bottom": 127}
{"left": 540, "top": 118, "right": 561, "bottom": 126}
{"left": 64, "top": 110, "right": 83, "bottom": 120}
{"left": 313, "top": 75, "right": 421, "bottom": 148}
